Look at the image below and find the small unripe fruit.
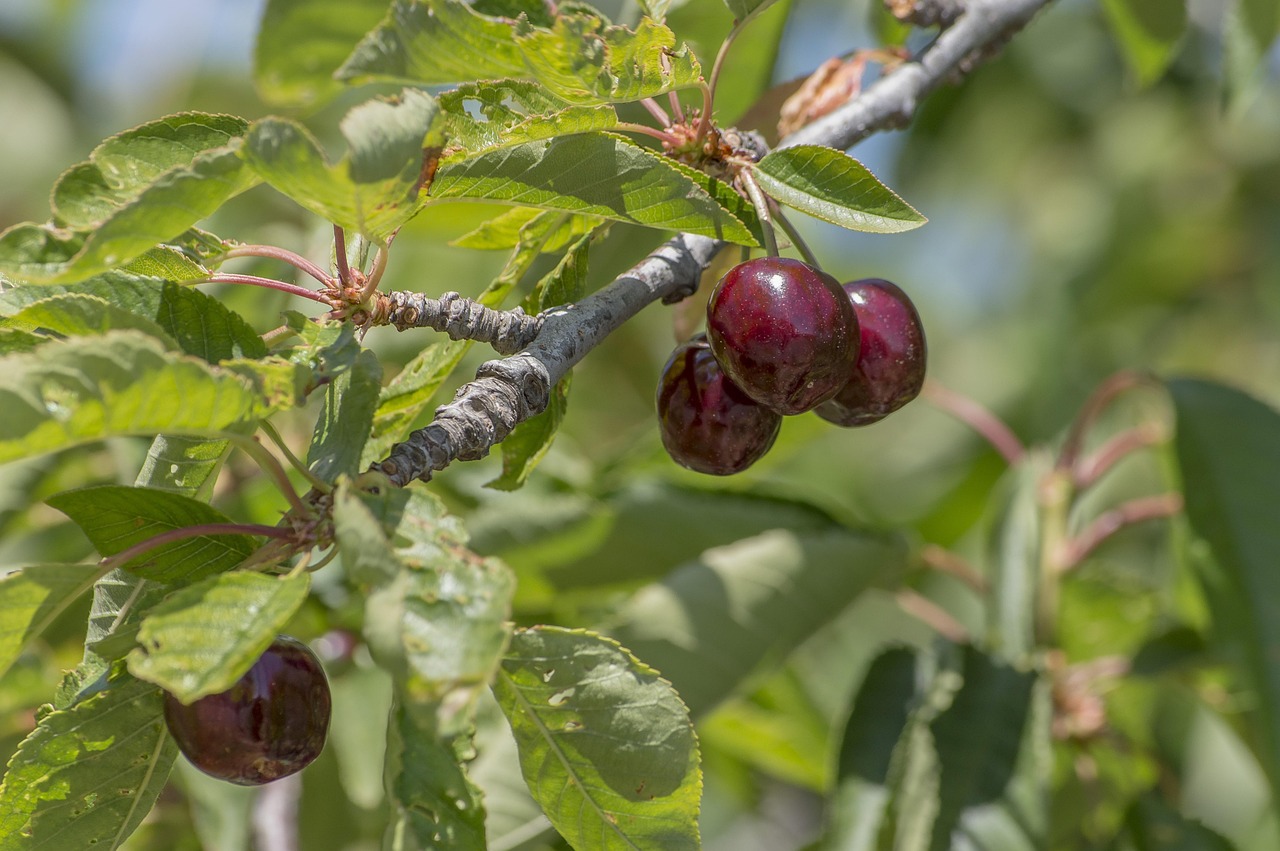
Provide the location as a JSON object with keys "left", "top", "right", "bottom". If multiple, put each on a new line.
{"left": 706, "top": 257, "right": 859, "bottom": 415}
{"left": 816, "top": 278, "right": 926, "bottom": 427}
{"left": 657, "top": 334, "right": 782, "bottom": 475}
{"left": 163, "top": 635, "right": 331, "bottom": 786}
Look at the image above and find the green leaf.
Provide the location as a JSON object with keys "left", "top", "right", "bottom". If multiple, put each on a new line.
{"left": 0, "top": 275, "right": 267, "bottom": 363}
{"left": 254, "top": 0, "right": 391, "bottom": 105}
{"left": 1099, "top": 0, "right": 1187, "bottom": 87}
{"left": 513, "top": 14, "right": 702, "bottom": 105}
{"left": 127, "top": 572, "right": 311, "bottom": 703}
{"left": 605, "top": 526, "right": 907, "bottom": 715}
{"left": 431, "top": 133, "right": 755, "bottom": 244}
{"left": 722, "top": 0, "right": 784, "bottom": 25}
{"left": 0, "top": 565, "right": 106, "bottom": 678}
{"left": 451, "top": 207, "right": 604, "bottom": 251}
{"left": 308, "top": 349, "right": 382, "bottom": 482}
{"left": 1115, "top": 793, "right": 1236, "bottom": 850}
{"left": 638, "top": 0, "right": 674, "bottom": 22}
{"left": 983, "top": 451, "right": 1052, "bottom": 664}
{"left": 489, "top": 234, "right": 590, "bottom": 490}
{"left": 753, "top": 145, "right": 926, "bottom": 233}
{"left": 820, "top": 647, "right": 919, "bottom": 851}
{"left": 1224, "top": 0, "right": 1280, "bottom": 107}
{"left": 1170, "top": 378, "right": 1280, "bottom": 799}
{"left": 0, "top": 670, "right": 178, "bottom": 850}
{"left": 0, "top": 114, "right": 256, "bottom": 284}
{"left": 47, "top": 484, "right": 257, "bottom": 583}
{"left": 493, "top": 626, "right": 702, "bottom": 851}
{"left": 337, "top": 0, "right": 530, "bottom": 86}
{"left": 118, "top": 245, "right": 210, "bottom": 282}
{"left": 927, "top": 645, "right": 1039, "bottom": 850}
{"left": 241, "top": 88, "right": 441, "bottom": 240}
{"left": 1, "top": 294, "right": 175, "bottom": 346}
{"left": 0, "top": 332, "right": 297, "bottom": 465}
{"left": 440, "top": 79, "right": 618, "bottom": 155}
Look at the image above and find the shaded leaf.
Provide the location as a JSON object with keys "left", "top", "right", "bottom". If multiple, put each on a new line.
{"left": 1169, "top": 378, "right": 1280, "bottom": 799}
{"left": 242, "top": 88, "right": 441, "bottom": 240}
{"left": 1115, "top": 792, "right": 1235, "bottom": 850}
{"left": 1, "top": 294, "right": 174, "bottom": 346}
{"left": 723, "top": 0, "right": 784, "bottom": 25}
{"left": 307, "top": 349, "right": 383, "bottom": 482}
{"left": 494, "top": 626, "right": 702, "bottom": 851}
{"left": 1100, "top": 0, "right": 1187, "bottom": 87}
{"left": 46, "top": 485, "right": 254, "bottom": 584}
{"left": 127, "top": 572, "right": 311, "bottom": 703}
{"left": 430, "top": 133, "right": 755, "bottom": 244}
{"left": 753, "top": 145, "right": 926, "bottom": 233}
{"left": 0, "top": 332, "right": 297, "bottom": 465}
{"left": 440, "top": 79, "right": 618, "bottom": 156}
{"left": 606, "top": 526, "right": 907, "bottom": 715}
{"left": 0, "top": 670, "right": 178, "bottom": 850}
{"left": 983, "top": 451, "right": 1052, "bottom": 664}
{"left": 0, "top": 565, "right": 105, "bottom": 678}
{"left": 451, "top": 206, "right": 604, "bottom": 251}
{"left": 254, "top": 0, "right": 391, "bottom": 105}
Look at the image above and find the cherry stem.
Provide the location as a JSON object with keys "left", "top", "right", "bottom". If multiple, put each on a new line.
{"left": 615, "top": 121, "right": 683, "bottom": 145}
{"left": 771, "top": 205, "right": 819, "bottom": 267}
{"left": 1074, "top": 422, "right": 1167, "bottom": 489}
{"left": 919, "top": 544, "right": 986, "bottom": 593}
{"left": 698, "top": 18, "right": 747, "bottom": 144}
{"left": 196, "top": 274, "right": 333, "bottom": 305}
{"left": 258, "top": 420, "right": 332, "bottom": 494}
{"left": 101, "top": 523, "right": 291, "bottom": 572}
{"left": 333, "top": 226, "right": 353, "bottom": 286}
{"left": 361, "top": 244, "right": 391, "bottom": 300}
{"left": 668, "top": 90, "right": 686, "bottom": 124}
{"left": 739, "top": 169, "right": 779, "bottom": 257}
{"left": 229, "top": 434, "right": 311, "bottom": 516}
{"left": 639, "top": 97, "right": 671, "bottom": 126}
{"left": 1055, "top": 492, "right": 1184, "bottom": 573}
{"left": 221, "top": 245, "right": 331, "bottom": 286}
{"left": 895, "top": 588, "right": 970, "bottom": 644}
{"left": 921, "top": 379, "right": 1025, "bottom": 465}
{"left": 1058, "top": 370, "right": 1156, "bottom": 472}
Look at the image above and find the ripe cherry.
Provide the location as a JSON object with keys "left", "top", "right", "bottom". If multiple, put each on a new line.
{"left": 706, "top": 257, "right": 859, "bottom": 415}
{"left": 163, "top": 635, "right": 331, "bottom": 786}
{"left": 816, "top": 278, "right": 926, "bottom": 427}
{"left": 657, "top": 334, "right": 782, "bottom": 475}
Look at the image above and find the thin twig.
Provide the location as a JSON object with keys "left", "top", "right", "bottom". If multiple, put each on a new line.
{"left": 922, "top": 379, "right": 1025, "bottom": 465}
{"left": 920, "top": 544, "right": 986, "bottom": 592}
{"left": 614, "top": 121, "right": 682, "bottom": 145}
{"left": 1057, "top": 371, "right": 1154, "bottom": 472}
{"left": 195, "top": 274, "right": 333, "bottom": 305}
{"left": 668, "top": 90, "right": 686, "bottom": 124}
{"left": 259, "top": 421, "right": 332, "bottom": 493}
{"left": 639, "top": 97, "right": 671, "bottom": 126}
{"left": 229, "top": 435, "right": 312, "bottom": 516}
{"left": 1074, "top": 422, "right": 1167, "bottom": 489}
{"left": 895, "top": 589, "right": 971, "bottom": 643}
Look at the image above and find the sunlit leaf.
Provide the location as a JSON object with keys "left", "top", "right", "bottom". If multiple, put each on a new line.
{"left": 254, "top": 0, "right": 391, "bottom": 105}
{"left": 451, "top": 206, "right": 604, "bottom": 251}
{"left": 1100, "top": 0, "right": 1187, "bottom": 87}
{"left": 430, "top": 133, "right": 755, "bottom": 244}
{"left": 0, "top": 332, "right": 298, "bottom": 466}
{"left": 753, "top": 145, "right": 926, "bottom": 233}
{"left": 0, "top": 669, "right": 178, "bottom": 850}
{"left": 127, "top": 572, "right": 311, "bottom": 703}
{"left": 0, "top": 565, "right": 105, "bottom": 678}
{"left": 494, "top": 626, "right": 702, "bottom": 851}
{"left": 606, "top": 526, "right": 907, "bottom": 714}
{"left": 242, "top": 88, "right": 441, "bottom": 240}
{"left": 308, "top": 349, "right": 382, "bottom": 482}
{"left": 46, "top": 485, "right": 257, "bottom": 584}
{"left": 440, "top": 79, "right": 618, "bottom": 156}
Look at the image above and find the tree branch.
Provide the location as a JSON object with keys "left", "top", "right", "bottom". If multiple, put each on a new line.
{"left": 374, "top": 0, "right": 1055, "bottom": 486}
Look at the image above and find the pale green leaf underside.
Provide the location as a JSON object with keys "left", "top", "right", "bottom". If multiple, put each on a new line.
{"left": 606, "top": 527, "right": 907, "bottom": 715}
{"left": 494, "top": 626, "right": 702, "bottom": 851}
{"left": 0, "top": 113, "right": 256, "bottom": 284}
{"left": 431, "top": 134, "right": 754, "bottom": 244}
{"left": 1, "top": 294, "right": 174, "bottom": 347}
{"left": 0, "top": 565, "right": 105, "bottom": 679}
{"left": 253, "top": 0, "right": 391, "bottom": 105}
{"left": 0, "top": 331, "right": 291, "bottom": 465}
{"left": 128, "top": 572, "right": 311, "bottom": 703}
{"left": 46, "top": 485, "right": 256, "bottom": 584}
{"left": 450, "top": 207, "right": 603, "bottom": 251}
{"left": 242, "top": 89, "right": 440, "bottom": 240}
{"left": 0, "top": 672, "right": 177, "bottom": 851}
{"left": 753, "top": 145, "right": 926, "bottom": 234}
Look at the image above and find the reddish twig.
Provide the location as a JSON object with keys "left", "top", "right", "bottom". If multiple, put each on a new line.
{"left": 922, "top": 379, "right": 1025, "bottom": 465}
{"left": 1055, "top": 493, "right": 1184, "bottom": 571}
{"left": 1074, "top": 422, "right": 1167, "bottom": 489}
{"left": 221, "top": 244, "right": 332, "bottom": 286}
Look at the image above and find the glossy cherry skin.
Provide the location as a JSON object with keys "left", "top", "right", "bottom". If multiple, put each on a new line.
{"left": 657, "top": 335, "right": 782, "bottom": 475}
{"left": 163, "top": 635, "right": 331, "bottom": 786}
{"left": 816, "top": 278, "right": 926, "bottom": 427}
{"left": 706, "top": 257, "right": 859, "bottom": 415}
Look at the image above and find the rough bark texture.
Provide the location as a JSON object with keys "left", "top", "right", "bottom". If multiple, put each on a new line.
{"left": 371, "top": 290, "right": 543, "bottom": 355}
{"left": 375, "top": 0, "right": 1055, "bottom": 486}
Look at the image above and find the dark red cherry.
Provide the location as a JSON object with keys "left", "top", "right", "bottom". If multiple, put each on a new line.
{"left": 706, "top": 257, "right": 859, "bottom": 415}
{"left": 816, "top": 278, "right": 926, "bottom": 427}
{"left": 657, "top": 335, "right": 782, "bottom": 475}
{"left": 163, "top": 635, "right": 331, "bottom": 786}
